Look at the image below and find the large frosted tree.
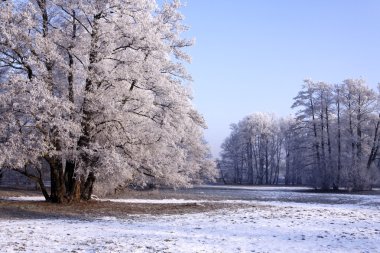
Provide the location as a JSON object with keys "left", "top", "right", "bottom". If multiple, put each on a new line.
{"left": 0, "top": 0, "right": 216, "bottom": 202}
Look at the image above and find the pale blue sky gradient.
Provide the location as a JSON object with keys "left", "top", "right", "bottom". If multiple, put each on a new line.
{"left": 180, "top": 1, "right": 380, "bottom": 157}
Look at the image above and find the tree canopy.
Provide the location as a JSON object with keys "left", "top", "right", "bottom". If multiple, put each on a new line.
{"left": 0, "top": 0, "right": 216, "bottom": 202}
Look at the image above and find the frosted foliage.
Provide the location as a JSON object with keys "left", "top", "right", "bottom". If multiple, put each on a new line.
{"left": 0, "top": 0, "right": 216, "bottom": 195}
{"left": 0, "top": 76, "right": 80, "bottom": 166}
{"left": 219, "top": 112, "right": 283, "bottom": 185}
{"left": 290, "top": 79, "right": 379, "bottom": 190}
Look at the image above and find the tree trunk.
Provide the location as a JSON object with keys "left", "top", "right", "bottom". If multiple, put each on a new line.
{"left": 247, "top": 139, "right": 254, "bottom": 184}
{"left": 81, "top": 172, "right": 96, "bottom": 200}
{"left": 67, "top": 10, "right": 77, "bottom": 103}
{"left": 325, "top": 97, "right": 333, "bottom": 189}
{"left": 356, "top": 94, "right": 362, "bottom": 163}
{"left": 367, "top": 114, "right": 380, "bottom": 169}
{"left": 37, "top": 178, "right": 50, "bottom": 201}
{"left": 334, "top": 86, "right": 342, "bottom": 190}
{"left": 48, "top": 159, "right": 97, "bottom": 203}
{"left": 310, "top": 93, "right": 321, "bottom": 188}
{"left": 47, "top": 156, "right": 66, "bottom": 203}
{"left": 285, "top": 149, "right": 290, "bottom": 185}
{"left": 319, "top": 90, "right": 329, "bottom": 190}
{"left": 265, "top": 139, "right": 269, "bottom": 184}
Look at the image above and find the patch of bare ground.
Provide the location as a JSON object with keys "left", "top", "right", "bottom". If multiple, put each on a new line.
{"left": 0, "top": 187, "right": 234, "bottom": 220}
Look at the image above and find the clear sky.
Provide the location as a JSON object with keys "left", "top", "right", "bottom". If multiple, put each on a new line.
{"left": 179, "top": 0, "right": 380, "bottom": 157}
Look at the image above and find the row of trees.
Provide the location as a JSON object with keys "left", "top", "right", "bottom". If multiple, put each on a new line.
{"left": 218, "top": 113, "right": 283, "bottom": 185}
{"left": 0, "top": 0, "right": 216, "bottom": 203}
{"left": 219, "top": 79, "right": 380, "bottom": 190}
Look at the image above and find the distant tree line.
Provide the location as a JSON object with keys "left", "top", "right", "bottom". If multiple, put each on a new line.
{"left": 219, "top": 79, "right": 380, "bottom": 191}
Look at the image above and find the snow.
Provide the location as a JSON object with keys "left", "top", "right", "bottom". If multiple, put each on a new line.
{"left": 1, "top": 196, "right": 380, "bottom": 252}
{"left": 102, "top": 198, "right": 205, "bottom": 204}
{"left": 200, "top": 185, "right": 312, "bottom": 191}
{"left": 181, "top": 186, "right": 380, "bottom": 208}
{"left": 4, "top": 196, "right": 46, "bottom": 202}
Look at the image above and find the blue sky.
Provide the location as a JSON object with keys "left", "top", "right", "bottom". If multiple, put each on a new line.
{"left": 179, "top": 1, "right": 380, "bottom": 157}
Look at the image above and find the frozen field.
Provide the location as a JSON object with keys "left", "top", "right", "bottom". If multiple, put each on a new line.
{"left": 1, "top": 186, "right": 380, "bottom": 252}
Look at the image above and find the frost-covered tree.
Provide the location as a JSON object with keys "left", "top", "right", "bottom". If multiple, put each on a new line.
{"left": 219, "top": 113, "right": 284, "bottom": 185}
{"left": 291, "top": 79, "right": 379, "bottom": 190}
{"left": 339, "top": 79, "right": 377, "bottom": 189}
{"left": 281, "top": 116, "right": 305, "bottom": 185}
{"left": 0, "top": 0, "right": 216, "bottom": 202}
{"left": 219, "top": 124, "right": 245, "bottom": 184}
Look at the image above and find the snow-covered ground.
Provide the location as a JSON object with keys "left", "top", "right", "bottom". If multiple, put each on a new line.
{"left": 176, "top": 185, "right": 380, "bottom": 207}
{"left": 1, "top": 194, "right": 380, "bottom": 252}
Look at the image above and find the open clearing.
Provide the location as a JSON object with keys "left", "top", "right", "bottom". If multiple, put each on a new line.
{"left": 1, "top": 186, "right": 379, "bottom": 252}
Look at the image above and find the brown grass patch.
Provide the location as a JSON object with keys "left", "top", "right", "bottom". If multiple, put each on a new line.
{"left": 0, "top": 187, "right": 230, "bottom": 220}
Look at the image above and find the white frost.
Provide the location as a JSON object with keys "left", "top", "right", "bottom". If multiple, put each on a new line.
{"left": 4, "top": 196, "right": 46, "bottom": 202}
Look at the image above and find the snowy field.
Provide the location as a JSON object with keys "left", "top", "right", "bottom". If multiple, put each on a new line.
{"left": 1, "top": 187, "right": 380, "bottom": 253}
